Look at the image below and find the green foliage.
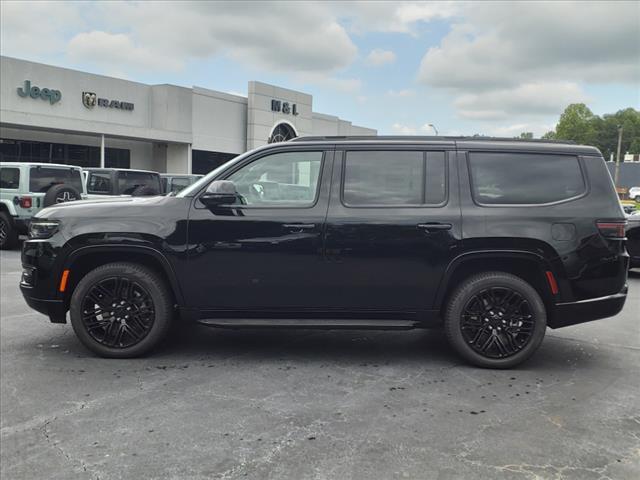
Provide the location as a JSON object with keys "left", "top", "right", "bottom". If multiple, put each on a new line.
{"left": 518, "top": 132, "right": 534, "bottom": 139}
{"left": 541, "top": 131, "right": 556, "bottom": 140}
{"left": 547, "top": 104, "right": 640, "bottom": 159}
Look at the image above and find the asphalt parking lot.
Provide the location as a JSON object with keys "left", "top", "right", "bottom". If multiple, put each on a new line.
{"left": 1, "top": 247, "right": 639, "bottom": 480}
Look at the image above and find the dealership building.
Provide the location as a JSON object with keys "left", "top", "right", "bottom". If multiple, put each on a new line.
{"left": 0, "top": 56, "right": 376, "bottom": 174}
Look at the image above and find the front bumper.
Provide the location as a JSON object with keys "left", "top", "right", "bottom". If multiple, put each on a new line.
{"left": 21, "top": 290, "right": 67, "bottom": 323}
{"left": 14, "top": 216, "right": 31, "bottom": 235}
{"left": 550, "top": 286, "right": 628, "bottom": 328}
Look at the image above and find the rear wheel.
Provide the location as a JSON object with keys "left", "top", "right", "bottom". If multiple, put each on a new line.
{"left": 444, "top": 272, "right": 547, "bottom": 368}
{"left": 70, "top": 262, "right": 173, "bottom": 358}
{"left": 0, "top": 212, "right": 18, "bottom": 250}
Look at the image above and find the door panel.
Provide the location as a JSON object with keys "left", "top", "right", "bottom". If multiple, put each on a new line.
{"left": 323, "top": 148, "right": 462, "bottom": 315}
{"left": 185, "top": 149, "right": 333, "bottom": 312}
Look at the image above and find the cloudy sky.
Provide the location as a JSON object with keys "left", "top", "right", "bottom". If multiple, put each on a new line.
{"left": 1, "top": 1, "right": 638, "bottom": 136}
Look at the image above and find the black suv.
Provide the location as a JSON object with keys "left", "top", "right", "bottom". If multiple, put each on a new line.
{"left": 20, "top": 137, "right": 629, "bottom": 368}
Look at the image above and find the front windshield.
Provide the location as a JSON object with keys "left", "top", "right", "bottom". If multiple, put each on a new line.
{"left": 176, "top": 152, "right": 250, "bottom": 197}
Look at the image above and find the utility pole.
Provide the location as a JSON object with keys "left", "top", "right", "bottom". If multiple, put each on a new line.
{"left": 614, "top": 126, "right": 623, "bottom": 188}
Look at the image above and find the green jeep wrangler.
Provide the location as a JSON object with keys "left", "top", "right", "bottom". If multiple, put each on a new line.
{"left": 0, "top": 162, "right": 86, "bottom": 249}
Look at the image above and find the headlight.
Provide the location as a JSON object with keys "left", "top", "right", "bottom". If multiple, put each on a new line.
{"left": 29, "top": 220, "right": 60, "bottom": 239}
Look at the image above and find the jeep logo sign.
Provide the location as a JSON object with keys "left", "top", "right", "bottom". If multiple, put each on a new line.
{"left": 271, "top": 99, "right": 298, "bottom": 116}
{"left": 17, "top": 80, "right": 61, "bottom": 104}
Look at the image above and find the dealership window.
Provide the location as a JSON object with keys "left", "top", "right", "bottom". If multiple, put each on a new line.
{"left": 0, "top": 138, "right": 129, "bottom": 169}
{"left": 343, "top": 151, "right": 447, "bottom": 206}
{"left": 468, "top": 152, "right": 585, "bottom": 204}
{"left": 192, "top": 150, "right": 237, "bottom": 175}
{"left": 268, "top": 123, "right": 297, "bottom": 143}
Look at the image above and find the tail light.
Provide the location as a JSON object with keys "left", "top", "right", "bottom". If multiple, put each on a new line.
{"left": 19, "top": 196, "right": 32, "bottom": 209}
{"left": 596, "top": 220, "right": 626, "bottom": 239}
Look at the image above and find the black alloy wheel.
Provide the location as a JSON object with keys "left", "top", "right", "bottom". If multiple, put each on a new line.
{"left": 444, "top": 272, "right": 547, "bottom": 368}
{"left": 0, "top": 212, "right": 18, "bottom": 249}
{"left": 70, "top": 262, "right": 173, "bottom": 358}
{"left": 460, "top": 287, "right": 534, "bottom": 359}
{"left": 81, "top": 276, "right": 155, "bottom": 348}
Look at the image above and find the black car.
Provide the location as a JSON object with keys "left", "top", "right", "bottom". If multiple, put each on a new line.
{"left": 20, "top": 137, "right": 629, "bottom": 368}
{"left": 626, "top": 212, "right": 640, "bottom": 268}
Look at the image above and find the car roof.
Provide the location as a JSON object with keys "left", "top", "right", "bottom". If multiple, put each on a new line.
{"left": 0, "top": 162, "right": 83, "bottom": 169}
{"left": 288, "top": 136, "right": 601, "bottom": 156}
{"left": 86, "top": 168, "right": 159, "bottom": 174}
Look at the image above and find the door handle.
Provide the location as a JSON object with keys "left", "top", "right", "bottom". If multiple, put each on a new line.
{"left": 283, "top": 223, "right": 316, "bottom": 231}
{"left": 417, "top": 223, "right": 452, "bottom": 233}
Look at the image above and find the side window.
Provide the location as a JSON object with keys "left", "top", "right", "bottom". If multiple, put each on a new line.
{"left": 0, "top": 167, "right": 20, "bottom": 189}
{"left": 87, "top": 172, "right": 112, "bottom": 194}
{"left": 226, "top": 151, "right": 323, "bottom": 206}
{"left": 469, "top": 152, "right": 585, "bottom": 204}
{"left": 342, "top": 150, "right": 447, "bottom": 206}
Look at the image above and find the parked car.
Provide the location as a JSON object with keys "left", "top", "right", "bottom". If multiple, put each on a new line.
{"left": 84, "top": 168, "right": 162, "bottom": 198}
{"left": 160, "top": 174, "right": 203, "bottom": 195}
{"left": 20, "top": 136, "right": 629, "bottom": 368}
{"left": 628, "top": 186, "right": 640, "bottom": 201}
{"left": 0, "top": 162, "right": 85, "bottom": 249}
{"left": 621, "top": 202, "right": 636, "bottom": 215}
{"left": 626, "top": 210, "right": 640, "bottom": 268}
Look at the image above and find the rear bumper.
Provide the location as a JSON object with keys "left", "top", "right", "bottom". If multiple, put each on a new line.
{"left": 550, "top": 286, "right": 628, "bottom": 328}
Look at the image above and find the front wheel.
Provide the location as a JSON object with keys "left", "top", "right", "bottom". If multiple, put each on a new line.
{"left": 70, "top": 262, "right": 173, "bottom": 358}
{"left": 444, "top": 272, "right": 547, "bottom": 368}
{"left": 0, "top": 212, "right": 18, "bottom": 250}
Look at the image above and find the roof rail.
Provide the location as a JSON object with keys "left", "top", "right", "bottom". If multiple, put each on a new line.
{"left": 289, "top": 135, "right": 577, "bottom": 145}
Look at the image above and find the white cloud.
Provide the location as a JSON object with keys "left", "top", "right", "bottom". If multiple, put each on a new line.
{"left": 365, "top": 49, "right": 396, "bottom": 66}
{"left": 418, "top": 1, "right": 639, "bottom": 119}
{"left": 387, "top": 89, "right": 415, "bottom": 97}
{"left": 0, "top": 1, "right": 84, "bottom": 57}
{"left": 338, "top": 1, "right": 460, "bottom": 34}
{"left": 68, "top": 31, "right": 183, "bottom": 72}
{"left": 454, "top": 82, "right": 588, "bottom": 120}
{"left": 2, "top": 1, "right": 358, "bottom": 75}
{"left": 391, "top": 123, "right": 417, "bottom": 135}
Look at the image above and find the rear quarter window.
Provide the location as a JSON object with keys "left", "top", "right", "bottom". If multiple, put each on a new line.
{"left": 0, "top": 167, "right": 20, "bottom": 189}
{"left": 468, "top": 152, "right": 585, "bottom": 205}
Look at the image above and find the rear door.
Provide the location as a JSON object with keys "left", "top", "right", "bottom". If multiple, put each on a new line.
{"left": 322, "top": 144, "right": 462, "bottom": 316}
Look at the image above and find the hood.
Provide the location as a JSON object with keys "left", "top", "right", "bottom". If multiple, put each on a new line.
{"left": 35, "top": 194, "right": 169, "bottom": 219}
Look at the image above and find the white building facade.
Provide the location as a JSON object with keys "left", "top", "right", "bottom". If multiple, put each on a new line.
{"left": 0, "top": 56, "right": 376, "bottom": 174}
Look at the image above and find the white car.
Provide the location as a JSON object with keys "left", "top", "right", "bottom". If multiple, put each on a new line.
{"left": 629, "top": 186, "right": 640, "bottom": 201}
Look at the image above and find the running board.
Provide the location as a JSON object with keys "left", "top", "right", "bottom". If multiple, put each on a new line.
{"left": 196, "top": 318, "right": 419, "bottom": 330}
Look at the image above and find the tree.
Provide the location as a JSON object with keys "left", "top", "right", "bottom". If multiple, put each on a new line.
{"left": 541, "top": 131, "right": 556, "bottom": 140}
{"left": 629, "top": 138, "right": 640, "bottom": 155}
{"left": 547, "top": 105, "right": 640, "bottom": 159}
{"left": 554, "top": 103, "right": 598, "bottom": 145}
{"left": 518, "top": 132, "right": 534, "bottom": 139}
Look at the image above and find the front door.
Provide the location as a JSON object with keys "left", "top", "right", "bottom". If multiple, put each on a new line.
{"left": 185, "top": 148, "right": 332, "bottom": 314}
{"left": 322, "top": 147, "right": 462, "bottom": 317}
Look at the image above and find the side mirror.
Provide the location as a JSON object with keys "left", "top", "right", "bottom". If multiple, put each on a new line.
{"left": 200, "top": 180, "right": 238, "bottom": 207}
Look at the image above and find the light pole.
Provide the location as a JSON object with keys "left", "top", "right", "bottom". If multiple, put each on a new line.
{"left": 427, "top": 123, "right": 439, "bottom": 135}
{"left": 614, "top": 125, "right": 623, "bottom": 188}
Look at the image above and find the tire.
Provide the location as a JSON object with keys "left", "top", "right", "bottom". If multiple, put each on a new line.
{"left": 43, "top": 184, "right": 82, "bottom": 207}
{"left": 444, "top": 272, "right": 547, "bottom": 369}
{"left": 70, "top": 262, "right": 173, "bottom": 358}
{"left": 0, "top": 211, "right": 18, "bottom": 250}
{"left": 131, "top": 185, "right": 159, "bottom": 197}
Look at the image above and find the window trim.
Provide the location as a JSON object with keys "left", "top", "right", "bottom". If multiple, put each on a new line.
{"left": 466, "top": 151, "right": 589, "bottom": 207}
{"left": 195, "top": 148, "right": 327, "bottom": 210}
{"left": 340, "top": 149, "right": 449, "bottom": 209}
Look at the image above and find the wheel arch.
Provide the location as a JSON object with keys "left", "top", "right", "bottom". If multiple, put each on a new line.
{"left": 0, "top": 199, "right": 17, "bottom": 216}
{"left": 62, "top": 245, "right": 185, "bottom": 309}
{"left": 435, "top": 250, "right": 557, "bottom": 319}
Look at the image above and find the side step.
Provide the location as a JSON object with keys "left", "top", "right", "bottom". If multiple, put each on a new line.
{"left": 196, "top": 318, "right": 420, "bottom": 330}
